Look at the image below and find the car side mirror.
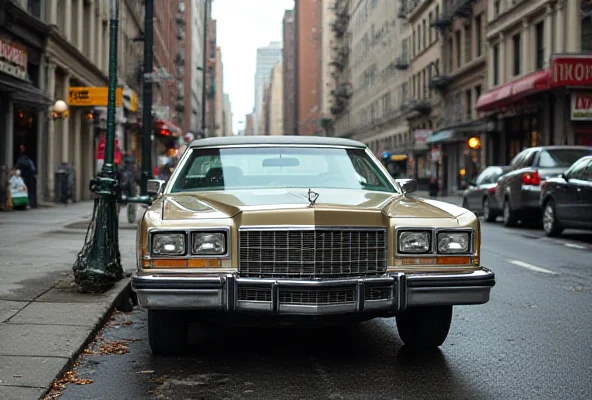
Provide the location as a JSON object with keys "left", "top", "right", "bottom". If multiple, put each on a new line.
{"left": 561, "top": 172, "right": 569, "bottom": 182}
{"left": 396, "top": 178, "right": 417, "bottom": 196}
{"left": 147, "top": 179, "right": 166, "bottom": 195}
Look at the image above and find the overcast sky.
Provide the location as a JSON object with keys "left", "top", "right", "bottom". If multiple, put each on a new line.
{"left": 212, "top": 0, "right": 294, "bottom": 134}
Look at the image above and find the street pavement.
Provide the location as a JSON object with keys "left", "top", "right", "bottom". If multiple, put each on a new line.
{"left": 0, "top": 202, "right": 138, "bottom": 400}
{"left": 56, "top": 195, "right": 592, "bottom": 400}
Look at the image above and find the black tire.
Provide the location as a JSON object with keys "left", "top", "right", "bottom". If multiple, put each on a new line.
{"left": 503, "top": 198, "right": 518, "bottom": 227}
{"left": 483, "top": 197, "right": 497, "bottom": 222}
{"left": 396, "top": 306, "right": 453, "bottom": 349}
{"left": 148, "top": 310, "right": 188, "bottom": 356}
{"left": 542, "top": 199, "right": 563, "bottom": 237}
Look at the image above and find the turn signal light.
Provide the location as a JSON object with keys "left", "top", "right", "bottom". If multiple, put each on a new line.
{"left": 142, "top": 258, "right": 222, "bottom": 269}
{"left": 522, "top": 171, "right": 541, "bottom": 186}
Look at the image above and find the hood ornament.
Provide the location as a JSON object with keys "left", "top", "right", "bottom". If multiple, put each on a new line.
{"left": 307, "top": 189, "right": 319, "bottom": 207}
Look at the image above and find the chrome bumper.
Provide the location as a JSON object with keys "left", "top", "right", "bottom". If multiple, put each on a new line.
{"left": 132, "top": 268, "right": 495, "bottom": 316}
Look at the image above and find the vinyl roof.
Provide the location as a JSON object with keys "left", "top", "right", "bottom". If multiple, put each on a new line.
{"left": 188, "top": 135, "right": 366, "bottom": 148}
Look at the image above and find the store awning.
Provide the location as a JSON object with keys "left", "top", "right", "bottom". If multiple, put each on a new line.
{"left": 427, "top": 121, "right": 487, "bottom": 144}
{"left": 427, "top": 130, "right": 456, "bottom": 144}
{"left": 0, "top": 74, "right": 52, "bottom": 107}
{"left": 476, "top": 69, "right": 551, "bottom": 112}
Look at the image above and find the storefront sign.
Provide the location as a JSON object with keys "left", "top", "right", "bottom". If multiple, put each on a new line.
{"left": 0, "top": 34, "right": 28, "bottom": 80}
{"left": 68, "top": 87, "right": 123, "bottom": 107}
{"left": 551, "top": 56, "right": 592, "bottom": 86}
{"left": 96, "top": 135, "right": 122, "bottom": 161}
{"left": 571, "top": 92, "right": 592, "bottom": 120}
{"left": 413, "top": 129, "right": 431, "bottom": 150}
{"left": 431, "top": 146, "right": 441, "bottom": 162}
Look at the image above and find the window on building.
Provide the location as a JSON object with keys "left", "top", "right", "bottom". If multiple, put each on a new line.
{"left": 493, "top": 44, "right": 499, "bottom": 85}
{"left": 583, "top": 3, "right": 592, "bottom": 52}
{"left": 422, "top": 69, "right": 426, "bottom": 98}
{"left": 429, "top": 13, "right": 433, "bottom": 43}
{"left": 455, "top": 31, "right": 461, "bottom": 68}
{"left": 413, "top": 29, "right": 416, "bottom": 56}
{"left": 448, "top": 37, "right": 454, "bottom": 73}
{"left": 476, "top": 14, "right": 482, "bottom": 57}
{"left": 418, "top": 25, "right": 421, "bottom": 52}
{"left": 494, "top": 0, "right": 500, "bottom": 17}
{"left": 475, "top": 85, "right": 482, "bottom": 101}
{"left": 465, "top": 23, "right": 472, "bottom": 64}
{"left": 423, "top": 20, "right": 427, "bottom": 48}
{"left": 513, "top": 33, "right": 521, "bottom": 76}
{"left": 466, "top": 89, "right": 472, "bottom": 120}
{"left": 535, "top": 21, "right": 545, "bottom": 69}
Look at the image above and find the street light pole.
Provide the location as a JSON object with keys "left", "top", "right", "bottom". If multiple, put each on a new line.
{"left": 73, "top": 0, "right": 124, "bottom": 293}
{"left": 140, "top": 0, "right": 154, "bottom": 194}
{"left": 201, "top": 0, "right": 208, "bottom": 138}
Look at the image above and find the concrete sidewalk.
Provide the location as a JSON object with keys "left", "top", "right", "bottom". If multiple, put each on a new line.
{"left": 0, "top": 202, "right": 139, "bottom": 399}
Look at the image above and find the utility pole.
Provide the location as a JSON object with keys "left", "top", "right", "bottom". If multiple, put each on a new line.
{"left": 201, "top": 0, "right": 208, "bottom": 139}
{"left": 73, "top": 0, "right": 123, "bottom": 293}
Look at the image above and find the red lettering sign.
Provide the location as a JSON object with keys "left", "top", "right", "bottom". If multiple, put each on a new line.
{"left": 95, "top": 135, "right": 122, "bottom": 161}
{"left": 551, "top": 56, "right": 592, "bottom": 86}
{"left": 574, "top": 93, "right": 592, "bottom": 110}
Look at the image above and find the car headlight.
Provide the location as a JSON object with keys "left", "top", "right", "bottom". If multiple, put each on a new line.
{"left": 151, "top": 233, "right": 186, "bottom": 256}
{"left": 398, "top": 231, "right": 431, "bottom": 254}
{"left": 192, "top": 232, "right": 226, "bottom": 255}
{"left": 437, "top": 232, "right": 471, "bottom": 254}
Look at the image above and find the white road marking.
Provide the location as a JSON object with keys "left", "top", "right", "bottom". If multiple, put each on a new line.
{"left": 509, "top": 259, "right": 558, "bottom": 275}
{"left": 565, "top": 243, "right": 586, "bottom": 250}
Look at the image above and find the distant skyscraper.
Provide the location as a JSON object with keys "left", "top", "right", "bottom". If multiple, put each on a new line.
{"left": 254, "top": 41, "right": 283, "bottom": 134}
{"left": 283, "top": 9, "right": 297, "bottom": 135}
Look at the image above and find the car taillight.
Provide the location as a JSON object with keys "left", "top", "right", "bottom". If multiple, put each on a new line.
{"left": 522, "top": 171, "right": 541, "bottom": 186}
{"left": 487, "top": 187, "right": 496, "bottom": 194}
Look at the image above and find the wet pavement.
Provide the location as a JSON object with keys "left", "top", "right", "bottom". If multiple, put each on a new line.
{"left": 58, "top": 220, "right": 592, "bottom": 400}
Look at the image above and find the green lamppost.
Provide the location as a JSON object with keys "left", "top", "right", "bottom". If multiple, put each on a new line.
{"left": 72, "top": 0, "right": 124, "bottom": 293}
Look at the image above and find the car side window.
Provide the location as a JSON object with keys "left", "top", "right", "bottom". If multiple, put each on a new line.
{"left": 585, "top": 161, "right": 592, "bottom": 181}
{"left": 567, "top": 160, "right": 587, "bottom": 180}
{"left": 474, "top": 169, "right": 491, "bottom": 185}
{"left": 524, "top": 150, "right": 538, "bottom": 167}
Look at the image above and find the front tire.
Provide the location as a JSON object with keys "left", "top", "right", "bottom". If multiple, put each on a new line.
{"left": 148, "top": 310, "right": 188, "bottom": 356}
{"left": 503, "top": 199, "right": 518, "bottom": 227}
{"left": 396, "top": 306, "right": 453, "bottom": 349}
{"left": 543, "top": 199, "right": 563, "bottom": 237}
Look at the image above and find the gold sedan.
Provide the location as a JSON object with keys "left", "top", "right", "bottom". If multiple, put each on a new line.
{"left": 132, "top": 136, "right": 495, "bottom": 355}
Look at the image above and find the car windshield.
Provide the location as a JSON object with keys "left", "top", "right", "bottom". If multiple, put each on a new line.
{"left": 169, "top": 146, "right": 398, "bottom": 194}
{"left": 538, "top": 149, "right": 592, "bottom": 168}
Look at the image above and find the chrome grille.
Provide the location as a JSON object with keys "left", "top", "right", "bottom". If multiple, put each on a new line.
{"left": 279, "top": 288, "right": 355, "bottom": 305}
{"left": 238, "top": 228, "right": 387, "bottom": 278}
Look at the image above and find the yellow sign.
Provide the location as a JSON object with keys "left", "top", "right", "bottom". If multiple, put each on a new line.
{"left": 130, "top": 91, "right": 138, "bottom": 112}
{"left": 68, "top": 87, "right": 123, "bottom": 107}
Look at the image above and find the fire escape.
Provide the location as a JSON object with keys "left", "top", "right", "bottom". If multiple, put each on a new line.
{"left": 329, "top": 0, "right": 352, "bottom": 119}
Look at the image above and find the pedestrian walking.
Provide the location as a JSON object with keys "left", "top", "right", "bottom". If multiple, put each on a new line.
{"left": 15, "top": 145, "right": 37, "bottom": 208}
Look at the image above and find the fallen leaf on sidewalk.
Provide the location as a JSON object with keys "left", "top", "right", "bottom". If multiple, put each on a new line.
{"left": 136, "top": 370, "right": 155, "bottom": 374}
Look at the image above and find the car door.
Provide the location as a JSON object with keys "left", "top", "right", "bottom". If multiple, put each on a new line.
{"left": 577, "top": 159, "right": 592, "bottom": 225}
{"left": 555, "top": 160, "right": 586, "bottom": 223}
{"left": 466, "top": 168, "right": 491, "bottom": 211}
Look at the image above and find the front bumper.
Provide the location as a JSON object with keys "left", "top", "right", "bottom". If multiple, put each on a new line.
{"left": 132, "top": 268, "right": 495, "bottom": 316}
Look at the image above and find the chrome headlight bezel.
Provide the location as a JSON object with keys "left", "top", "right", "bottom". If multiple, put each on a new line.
{"left": 150, "top": 231, "right": 187, "bottom": 257}
{"left": 147, "top": 227, "right": 230, "bottom": 259}
{"left": 191, "top": 231, "right": 228, "bottom": 256}
{"left": 395, "top": 227, "right": 476, "bottom": 256}
{"left": 436, "top": 230, "right": 472, "bottom": 254}
{"left": 397, "top": 230, "right": 432, "bottom": 254}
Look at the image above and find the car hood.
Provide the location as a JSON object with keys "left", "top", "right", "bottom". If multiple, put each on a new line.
{"left": 160, "top": 188, "right": 468, "bottom": 221}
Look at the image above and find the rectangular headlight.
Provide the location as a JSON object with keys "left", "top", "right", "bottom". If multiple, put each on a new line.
{"left": 398, "top": 231, "right": 431, "bottom": 254}
{"left": 192, "top": 232, "right": 226, "bottom": 255}
{"left": 151, "top": 233, "right": 186, "bottom": 256}
{"left": 437, "top": 232, "right": 470, "bottom": 254}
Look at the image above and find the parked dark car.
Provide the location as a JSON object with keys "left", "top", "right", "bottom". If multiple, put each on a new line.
{"left": 462, "top": 165, "right": 508, "bottom": 222}
{"left": 540, "top": 155, "right": 592, "bottom": 236}
{"left": 495, "top": 146, "right": 592, "bottom": 227}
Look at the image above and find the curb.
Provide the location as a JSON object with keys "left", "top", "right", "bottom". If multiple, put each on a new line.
{"left": 39, "top": 278, "right": 132, "bottom": 400}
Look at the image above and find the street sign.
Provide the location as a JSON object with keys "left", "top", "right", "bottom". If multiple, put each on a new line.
{"left": 68, "top": 87, "right": 123, "bottom": 107}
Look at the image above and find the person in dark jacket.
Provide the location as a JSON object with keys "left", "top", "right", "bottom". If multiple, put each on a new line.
{"left": 15, "top": 145, "right": 37, "bottom": 208}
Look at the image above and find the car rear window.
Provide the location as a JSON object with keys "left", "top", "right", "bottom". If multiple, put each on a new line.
{"left": 538, "top": 149, "right": 592, "bottom": 168}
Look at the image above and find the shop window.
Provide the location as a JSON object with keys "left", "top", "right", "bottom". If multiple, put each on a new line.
{"left": 535, "top": 22, "right": 545, "bottom": 69}
{"left": 476, "top": 14, "right": 482, "bottom": 57}
{"left": 493, "top": 45, "right": 499, "bottom": 85}
{"left": 513, "top": 33, "right": 521, "bottom": 76}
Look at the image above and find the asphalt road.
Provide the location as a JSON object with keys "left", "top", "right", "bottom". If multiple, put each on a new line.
{"left": 59, "top": 220, "right": 592, "bottom": 400}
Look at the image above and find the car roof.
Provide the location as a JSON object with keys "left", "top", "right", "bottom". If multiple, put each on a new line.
{"left": 188, "top": 135, "right": 367, "bottom": 149}
{"left": 524, "top": 145, "right": 592, "bottom": 151}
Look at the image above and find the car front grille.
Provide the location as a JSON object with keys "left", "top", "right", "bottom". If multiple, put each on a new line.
{"left": 238, "top": 227, "right": 387, "bottom": 278}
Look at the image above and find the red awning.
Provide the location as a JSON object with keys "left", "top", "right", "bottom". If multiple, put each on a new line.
{"left": 476, "top": 69, "right": 552, "bottom": 112}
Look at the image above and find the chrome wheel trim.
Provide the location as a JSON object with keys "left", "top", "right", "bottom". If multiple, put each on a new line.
{"left": 543, "top": 203, "right": 554, "bottom": 233}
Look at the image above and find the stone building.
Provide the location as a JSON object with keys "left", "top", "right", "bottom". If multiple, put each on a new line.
{"left": 268, "top": 63, "right": 284, "bottom": 136}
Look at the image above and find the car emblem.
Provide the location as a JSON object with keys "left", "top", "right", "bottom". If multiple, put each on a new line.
{"left": 307, "top": 189, "right": 319, "bottom": 206}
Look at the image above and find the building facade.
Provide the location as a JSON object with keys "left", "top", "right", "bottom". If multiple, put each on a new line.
{"left": 204, "top": 18, "right": 217, "bottom": 137}
{"left": 223, "top": 93, "right": 233, "bottom": 136}
{"left": 283, "top": 9, "right": 297, "bottom": 135}
{"left": 184, "top": 0, "right": 207, "bottom": 135}
{"left": 253, "top": 41, "right": 282, "bottom": 135}
{"left": 214, "top": 46, "right": 224, "bottom": 137}
{"left": 320, "top": 0, "right": 336, "bottom": 133}
{"left": 269, "top": 63, "right": 284, "bottom": 136}
{"left": 295, "top": 0, "right": 323, "bottom": 135}
{"left": 245, "top": 113, "right": 255, "bottom": 135}
{"left": 476, "top": 0, "right": 592, "bottom": 166}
